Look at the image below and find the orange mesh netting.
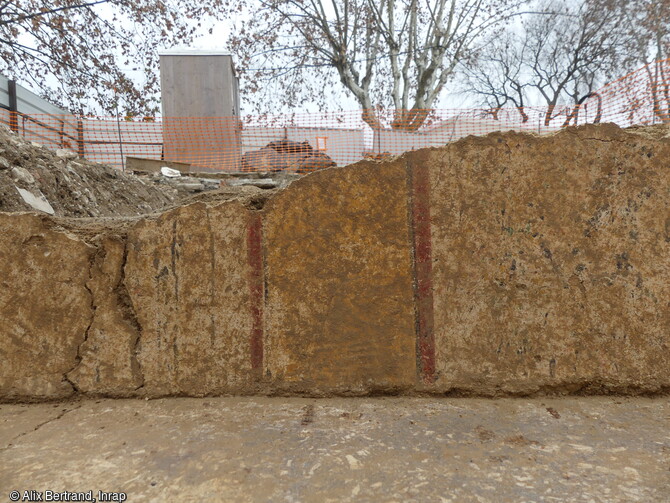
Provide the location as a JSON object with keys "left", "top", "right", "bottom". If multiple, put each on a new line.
{"left": 2, "top": 58, "right": 668, "bottom": 172}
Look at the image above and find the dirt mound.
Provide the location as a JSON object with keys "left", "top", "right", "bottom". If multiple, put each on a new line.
{"left": 241, "top": 138, "right": 337, "bottom": 173}
{"left": 0, "top": 126, "right": 176, "bottom": 217}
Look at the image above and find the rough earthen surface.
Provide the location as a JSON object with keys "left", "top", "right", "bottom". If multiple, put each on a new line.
{"left": 0, "top": 213, "right": 94, "bottom": 399}
{"left": 124, "top": 202, "right": 256, "bottom": 396}
{"left": 66, "top": 235, "right": 143, "bottom": 395}
{"left": 263, "top": 161, "right": 416, "bottom": 393}
{"left": 426, "top": 124, "right": 670, "bottom": 395}
{"left": 1, "top": 123, "right": 670, "bottom": 400}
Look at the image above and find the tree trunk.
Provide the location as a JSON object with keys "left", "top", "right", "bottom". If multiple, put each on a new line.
{"left": 544, "top": 103, "right": 556, "bottom": 127}
{"left": 361, "top": 109, "right": 383, "bottom": 130}
{"left": 390, "top": 109, "right": 431, "bottom": 131}
{"left": 517, "top": 107, "right": 529, "bottom": 123}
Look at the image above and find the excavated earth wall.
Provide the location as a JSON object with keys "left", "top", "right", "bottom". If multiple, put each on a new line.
{"left": 1, "top": 123, "right": 669, "bottom": 401}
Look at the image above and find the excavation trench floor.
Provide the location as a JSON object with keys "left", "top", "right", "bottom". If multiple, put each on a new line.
{"left": 1, "top": 397, "right": 669, "bottom": 502}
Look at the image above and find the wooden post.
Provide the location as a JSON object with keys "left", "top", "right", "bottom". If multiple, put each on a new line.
{"left": 8, "top": 80, "right": 18, "bottom": 133}
{"left": 77, "top": 119, "right": 85, "bottom": 157}
{"left": 59, "top": 118, "right": 65, "bottom": 147}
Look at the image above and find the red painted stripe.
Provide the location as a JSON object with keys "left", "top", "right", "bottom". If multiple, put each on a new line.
{"left": 410, "top": 163, "right": 436, "bottom": 384}
{"left": 247, "top": 212, "right": 264, "bottom": 371}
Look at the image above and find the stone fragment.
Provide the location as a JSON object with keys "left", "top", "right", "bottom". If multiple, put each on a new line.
{"left": 225, "top": 178, "right": 277, "bottom": 189}
{"left": 0, "top": 213, "right": 94, "bottom": 400}
{"left": 427, "top": 124, "right": 670, "bottom": 395}
{"left": 124, "top": 201, "right": 256, "bottom": 396}
{"left": 15, "top": 186, "right": 55, "bottom": 215}
{"left": 160, "top": 166, "right": 181, "bottom": 177}
{"left": 11, "top": 166, "right": 35, "bottom": 185}
{"left": 67, "top": 235, "right": 144, "bottom": 395}
{"left": 56, "top": 148, "right": 78, "bottom": 159}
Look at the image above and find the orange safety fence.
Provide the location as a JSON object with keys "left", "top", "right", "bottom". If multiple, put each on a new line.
{"left": 1, "top": 58, "right": 669, "bottom": 172}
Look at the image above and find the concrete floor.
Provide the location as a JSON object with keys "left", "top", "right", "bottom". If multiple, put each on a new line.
{"left": 1, "top": 397, "right": 669, "bottom": 502}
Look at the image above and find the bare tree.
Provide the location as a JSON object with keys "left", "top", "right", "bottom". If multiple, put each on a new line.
{"left": 465, "top": 0, "right": 626, "bottom": 127}
{"left": 615, "top": 0, "right": 670, "bottom": 122}
{"left": 0, "top": 1, "right": 223, "bottom": 115}
{"left": 228, "top": 0, "right": 529, "bottom": 130}
{"left": 461, "top": 32, "right": 531, "bottom": 122}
